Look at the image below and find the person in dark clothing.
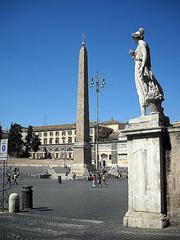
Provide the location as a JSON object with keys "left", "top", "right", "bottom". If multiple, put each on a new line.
{"left": 98, "top": 173, "right": 102, "bottom": 187}
{"left": 5, "top": 170, "right": 12, "bottom": 187}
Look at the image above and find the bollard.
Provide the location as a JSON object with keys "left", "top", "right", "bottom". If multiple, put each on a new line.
{"left": 9, "top": 193, "right": 20, "bottom": 213}
{"left": 22, "top": 185, "right": 33, "bottom": 210}
{"left": 58, "top": 176, "right": 62, "bottom": 183}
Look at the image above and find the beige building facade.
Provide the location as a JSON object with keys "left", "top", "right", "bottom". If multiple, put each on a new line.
{"left": 32, "top": 119, "right": 128, "bottom": 168}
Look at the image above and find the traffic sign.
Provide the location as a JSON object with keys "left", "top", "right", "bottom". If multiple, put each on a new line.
{"left": 0, "top": 139, "right": 8, "bottom": 161}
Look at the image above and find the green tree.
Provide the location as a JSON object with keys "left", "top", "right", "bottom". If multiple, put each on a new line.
{"left": 25, "top": 125, "right": 34, "bottom": 145}
{"left": 31, "top": 134, "right": 41, "bottom": 152}
{"left": 8, "top": 123, "right": 24, "bottom": 157}
{"left": 24, "top": 125, "right": 34, "bottom": 157}
{"left": 24, "top": 125, "right": 41, "bottom": 157}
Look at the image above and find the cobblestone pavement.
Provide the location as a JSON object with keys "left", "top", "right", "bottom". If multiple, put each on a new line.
{"left": 1, "top": 211, "right": 180, "bottom": 240}
{"left": 0, "top": 175, "right": 180, "bottom": 239}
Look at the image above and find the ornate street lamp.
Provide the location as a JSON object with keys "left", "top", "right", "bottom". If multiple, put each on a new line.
{"left": 90, "top": 70, "right": 106, "bottom": 171}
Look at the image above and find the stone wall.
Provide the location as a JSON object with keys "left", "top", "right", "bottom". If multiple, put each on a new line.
{"left": 166, "top": 125, "right": 180, "bottom": 225}
{"left": 0, "top": 158, "right": 73, "bottom": 167}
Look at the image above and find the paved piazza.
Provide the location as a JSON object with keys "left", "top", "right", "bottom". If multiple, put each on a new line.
{"left": 0, "top": 168, "right": 180, "bottom": 239}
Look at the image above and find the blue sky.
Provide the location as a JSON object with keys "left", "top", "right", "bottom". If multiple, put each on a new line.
{"left": 0, "top": 0, "right": 180, "bottom": 129}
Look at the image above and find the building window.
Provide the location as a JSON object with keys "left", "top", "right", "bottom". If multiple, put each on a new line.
{"left": 62, "top": 137, "right": 66, "bottom": 144}
{"left": 44, "top": 138, "right": 47, "bottom": 144}
{"left": 44, "top": 132, "right": 47, "bottom": 137}
{"left": 119, "top": 143, "right": 126, "bottom": 149}
{"left": 49, "top": 138, "right": 53, "bottom": 144}
{"left": 38, "top": 132, "right": 42, "bottom": 137}
{"left": 55, "top": 138, "right": 59, "bottom": 144}
{"left": 109, "top": 155, "right": 112, "bottom": 160}
{"left": 68, "top": 130, "right": 72, "bottom": 135}
{"left": 68, "top": 137, "right": 72, "bottom": 144}
{"left": 118, "top": 154, "right": 127, "bottom": 160}
{"left": 55, "top": 153, "right": 59, "bottom": 159}
{"left": 69, "top": 153, "right": 72, "bottom": 159}
{"left": 55, "top": 131, "right": 59, "bottom": 136}
{"left": 67, "top": 147, "right": 73, "bottom": 152}
{"left": 50, "top": 131, "right": 53, "bottom": 136}
{"left": 90, "top": 128, "right": 93, "bottom": 134}
{"left": 62, "top": 130, "right": 66, "bottom": 136}
{"left": 90, "top": 136, "right": 93, "bottom": 142}
{"left": 74, "top": 137, "right": 76, "bottom": 142}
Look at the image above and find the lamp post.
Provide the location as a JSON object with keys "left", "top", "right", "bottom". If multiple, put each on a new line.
{"left": 90, "top": 70, "right": 105, "bottom": 172}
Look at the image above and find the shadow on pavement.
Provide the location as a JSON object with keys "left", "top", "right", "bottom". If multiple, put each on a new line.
{"left": 32, "top": 207, "right": 54, "bottom": 212}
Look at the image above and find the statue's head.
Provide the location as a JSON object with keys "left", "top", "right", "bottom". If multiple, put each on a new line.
{"left": 132, "top": 28, "right": 144, "bottom": 41}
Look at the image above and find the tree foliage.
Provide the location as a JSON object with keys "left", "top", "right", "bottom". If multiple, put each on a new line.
{"left": 26, "top": 125, "right": 41, "bottom": 154}
{"left": 25, "top": 125, "right": 34, "bottom": 145}
{"left": 8, "top": 123, "right": 24, "bottom": 157}
{"left": 8, "top": 124, "right": 41, "bottom": 158}
{"left": 23, "top": 125, "right": 34, "bottom": 157}
{"left": 31, "top": 134, "right": 41, "bottom": 152}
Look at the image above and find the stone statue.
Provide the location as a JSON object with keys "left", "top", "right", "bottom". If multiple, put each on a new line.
{"left": 129, "top": 28, "right": 164, "bottom": 116}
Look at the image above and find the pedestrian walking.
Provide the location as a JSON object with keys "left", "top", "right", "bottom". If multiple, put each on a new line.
{"left": 12, "top": 173, "right": 18, "bottom": 185}
{"left": 92, "top": 173, "right": 97, "bottom": 188}
{"left": 97, "top": 173, "right": 102, "bottom": 187}
{"left": 102, "top": 168, "right": 106, "bottom": 175}
{"left": 5, "top": 170, "right": 12, "bottom": 188}
{"left": 88, "top": 172, "right": 93, "bottom": 181}
{"left": 102, "top": 174, "right": 107, "bottom": 185}
{"left": 72, "top": 172, "right": 76, "bottom": 180}
{"left": 64, "top": 166, "right": 70, "bottom": 180}
{"left": 12, "top": 169, "right": 18, "bottom": 185}
{"left": 65, "top": 169, "right": 69, "bottom": 180}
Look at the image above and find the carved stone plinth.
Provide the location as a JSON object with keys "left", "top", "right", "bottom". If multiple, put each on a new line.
{"left": 123, "top": 113, "right": 170, "bottom": 229}
{"left": 71, "top": 164, "right": 89, "bottom": 178}
{"left": 73, "top": 142, "right": 92, "bottom": 177}
{"left": 123, "top": 211, "right": 169, "bottom": 229}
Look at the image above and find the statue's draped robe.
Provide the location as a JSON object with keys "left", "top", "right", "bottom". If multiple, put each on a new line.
{"left": 134, "top": 41, "right": 164, "bottom": 113}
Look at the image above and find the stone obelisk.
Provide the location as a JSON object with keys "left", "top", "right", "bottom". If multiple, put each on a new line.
{"left": 72, "top": 35, "right": 92, "bottom": 176}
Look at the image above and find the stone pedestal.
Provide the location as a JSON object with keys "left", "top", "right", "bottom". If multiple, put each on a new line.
{"left": 71, "top": 164, "right": 89, "bottom": 178}
{"left": 73, "top": 142, "right": 93, "bottom": 177}
{"left": 123, "top": 113, "right": 169, "bottom": 229}
{"left": 123, "top": 211, "right": 168, "bottom": 229}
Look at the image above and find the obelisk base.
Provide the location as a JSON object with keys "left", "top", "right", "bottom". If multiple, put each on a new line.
{"left": 71, "top": 163, "right": 90, "bottom": 179}
{"left": 123, "top": 211, "right": 169, "bottom": 229}
{"left": 73, "top": 142, "right": 94, "bottom": 178}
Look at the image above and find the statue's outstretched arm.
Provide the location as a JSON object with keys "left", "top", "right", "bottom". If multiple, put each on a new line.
{"left": 129, "top": 49, "right": 135, "bottom": 59}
